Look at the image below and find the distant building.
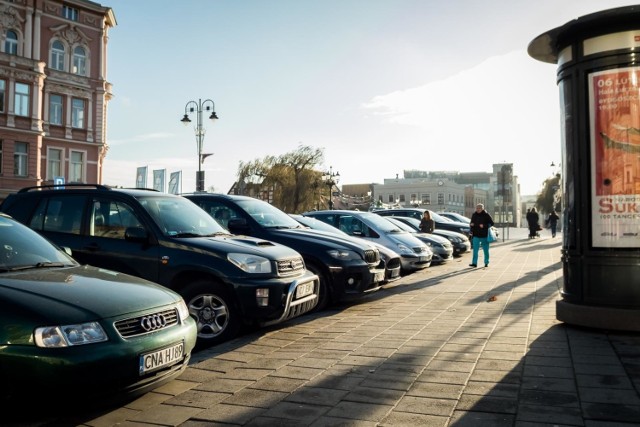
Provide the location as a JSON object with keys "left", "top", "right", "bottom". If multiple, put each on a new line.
{"left": 0, "top": 0, "right": 116, "bottom": 199}
{"left": 370, "top": 164, "right": 522, "bottom": 226}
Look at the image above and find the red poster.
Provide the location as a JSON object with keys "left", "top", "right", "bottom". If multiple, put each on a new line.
{"left": 589, "top": 67, "right": 640, "bottom": 247}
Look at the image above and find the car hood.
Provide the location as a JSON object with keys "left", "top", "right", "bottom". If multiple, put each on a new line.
{"left": 182, "top": 234, "right": 300, "bottom": 258}
{"left": 269, "top": 227, "right": 374, "bottom": 253}
{"left": 0, "top": 265, "right": 181, "bottom": 324}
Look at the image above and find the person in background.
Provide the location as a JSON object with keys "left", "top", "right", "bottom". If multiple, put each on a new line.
{"left": 419, "top": 210, "right": 435, "bottom": 233}
{"left": 469, "top": 203, "right": 494, "bottom": 268}
{"left": 547, "top": 210, "right": 560, "bottom": 238}
{"left": 527, "top": 207, "right": 540, "bottom": 238}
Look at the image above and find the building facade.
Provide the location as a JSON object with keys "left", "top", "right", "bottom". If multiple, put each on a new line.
{"left": 0, "top": 0, "right": 115, "bottom": 199}
{"left": 371, "top": 164, "right": 522, "bottom": 226}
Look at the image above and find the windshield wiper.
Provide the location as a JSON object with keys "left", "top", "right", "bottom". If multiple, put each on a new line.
{"left": 171, "top": 232, "right": 202, "bottom": 238}
{"left": 5, "top": 262, "right": 67, "bottom": 272}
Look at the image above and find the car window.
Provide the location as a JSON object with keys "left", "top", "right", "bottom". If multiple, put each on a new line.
{"left": 193, "top": 200, "right": 240, "bottom": 230}
{"left": 138, "top": 196, "right": 225, "bottom": 237}
{"left": 29, "top": 195, "right": 85, "bottom": 235}
{"left": 90, "top": 198, "right": 143, "bottom": 239}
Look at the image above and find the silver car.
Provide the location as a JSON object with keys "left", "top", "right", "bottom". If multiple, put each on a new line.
{"left": 303, "top": 210, "right": 433, "bottom": 273}
{"left": 385, "top": 217, "right": 454, "bottom": 264}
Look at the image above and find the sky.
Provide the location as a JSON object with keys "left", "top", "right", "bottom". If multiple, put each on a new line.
{"left": 101, "top": 0, "right": 639, "bottom": 196}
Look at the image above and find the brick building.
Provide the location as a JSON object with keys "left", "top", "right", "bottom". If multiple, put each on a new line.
{"left": 0, "top": 0, "right": 115, "bottom": 199}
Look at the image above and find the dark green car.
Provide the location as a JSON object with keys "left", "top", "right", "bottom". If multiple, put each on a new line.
{"left": 0, "top": 213, "right": 197, "bottom": 401}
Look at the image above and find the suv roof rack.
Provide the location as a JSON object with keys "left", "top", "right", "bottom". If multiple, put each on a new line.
{"left": 17, "top": 183, "right": 111, "bottom": 193}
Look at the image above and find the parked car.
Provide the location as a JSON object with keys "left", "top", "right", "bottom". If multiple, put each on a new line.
{"left": 383, "top": 215, "right": 471, "bottom": 256}
{"left": 438, "top": 211, "right": 499, "bottom": 239}
{"left": 384, "top": 217, "right": 454, "bottom": 264}
{"left": 0, "top": 185, "right": 319, "bottom": 347}
{"left": 302, "top": 210, "right": 433, "bottom": 274}
{"left": 374, "top": 208, "right": 471, "bottom": 238}
{"left": 184, "top": 193, "right": 384, "bottom": 311}
{"left": 0, "top": 212, "right": 197, "bottom": 402}
{"left": 290, "top": 214, "right": 402, "bottom": 283}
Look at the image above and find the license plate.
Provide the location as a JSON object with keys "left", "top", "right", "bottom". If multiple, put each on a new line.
{"left": 296, "top": 282, "right": 314, "bottom": 299}
{"left": 374, "top": 270, "right": 385, "bottom": 282}
{"left": 420, "top": 256, "right": 429, "bottom": 262}
{"left": 139, "top": 342, "right": 184, "bottom": 375}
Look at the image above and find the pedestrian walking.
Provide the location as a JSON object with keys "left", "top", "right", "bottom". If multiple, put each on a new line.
{"left": 419, "top": 210, "right": 435, "bottom": 233}
{"left": 526, "top": 207, "right": 540, "bottom": 238}
{"left": 469, "top": 203, "right": 494, "bottom": 268}
{"left": 547, "top": 210, "right": 559, "bottom": 238}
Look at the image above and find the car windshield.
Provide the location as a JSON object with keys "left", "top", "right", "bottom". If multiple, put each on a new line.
{"left": 138, "top": 196, "right": 228, "bottom": 237}
{"left": 385, "top": 217, "right": 417, "bottom": 233}
{"left": 361, "top": 212, "right": 406, "bottom": 233}
{"left": 237, "top": 199, "right": 304, "bottom": 229}
{"left": 429, "top": 211, "right": 452, "bottom": 222}
{"left": 292, "top": 215, "right": 348, "bottom": 236}
{"left": 0, "top": 215, "right": 77, "bottom": 272}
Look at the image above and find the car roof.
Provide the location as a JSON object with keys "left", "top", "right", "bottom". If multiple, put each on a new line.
{"left": 13, "top": 184, "right": 178, "bottom": 199}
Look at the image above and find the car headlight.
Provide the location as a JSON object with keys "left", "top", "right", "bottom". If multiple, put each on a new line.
{"left": 35, "top": 322, "right": 108, "bottom": 348}
{"left": 327, "top": 249, "right": 360, "bottom": 260}
{"left": 228, "top": 253, "right": 272, "bottom": 273}
{"left": 395, "top": 244, "right": 414, "bottom": 255}
{"left": 177, "top": 299, "right": 190, "bottom": 321}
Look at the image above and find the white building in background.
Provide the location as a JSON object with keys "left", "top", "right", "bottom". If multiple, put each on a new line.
{"left": 371, "top": 164, "right": 522, "bottom": 227}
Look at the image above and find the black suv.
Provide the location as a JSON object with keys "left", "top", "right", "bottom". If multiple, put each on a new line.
{"left": 184, "top": 193, "right": 384, "bottom": 310}
{"left": 0, "top": 185, "right": 319, "bottom": 346}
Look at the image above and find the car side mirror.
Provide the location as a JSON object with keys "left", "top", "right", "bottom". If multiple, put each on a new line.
{"left": 124, "top": 226, "right": 148, "bottom": 243}
{"left": 227, "top": 218, "right": 250, "bottom": 235}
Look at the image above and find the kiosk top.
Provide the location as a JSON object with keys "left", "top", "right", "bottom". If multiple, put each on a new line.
{"left": 528, "top": 5, "right": 640, "bottom": 64}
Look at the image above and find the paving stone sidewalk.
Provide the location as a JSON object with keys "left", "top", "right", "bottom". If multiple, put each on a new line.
{"left": 16, "top": 229, "right": 640, "bottom": 426}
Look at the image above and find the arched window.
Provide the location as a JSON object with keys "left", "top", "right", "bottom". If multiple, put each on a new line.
{"left": 72, "top": 46, "right": 86, "bottom": 75}
{"left": 5, "top": 30, "right": 17, "bottom": 55}
{"left": 50, "top": 40, "right": 65, "bottom": 71}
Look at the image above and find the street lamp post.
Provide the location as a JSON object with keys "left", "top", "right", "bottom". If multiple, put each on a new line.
{"left": 324, "top": 166, "right": 340, "bottom": 210}
{"left": 180, "top": 99, "right": 218, "bottom": 192}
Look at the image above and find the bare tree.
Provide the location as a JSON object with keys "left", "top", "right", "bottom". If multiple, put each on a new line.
{"left": 236, "top": 145, "right": 325, "bottom": 212}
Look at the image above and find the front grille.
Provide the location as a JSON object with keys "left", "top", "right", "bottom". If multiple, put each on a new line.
{"left": 277, "top": 256, "right": 305, "bottom": 276}
{"left": 115, "top": 308, "right": 179, "bottom": 338}
{"left": 364, "top": 249, "right": 379, "bottom": 264}
{"left": 386, "top": 258, "right": 401, "bottom": 269}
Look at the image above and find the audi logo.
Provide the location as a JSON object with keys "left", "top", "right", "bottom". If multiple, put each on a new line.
{"left": 140, "top": 314, "right": 168, "bottom": 331}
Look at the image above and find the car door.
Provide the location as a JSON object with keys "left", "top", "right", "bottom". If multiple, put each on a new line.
{"left": 76, "top": 196, "right": 160, "bottom": 282}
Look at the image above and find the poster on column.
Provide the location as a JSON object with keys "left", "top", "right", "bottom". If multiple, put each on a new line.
{"left": 589, "top": 67, "right": 640, "bottom": 248}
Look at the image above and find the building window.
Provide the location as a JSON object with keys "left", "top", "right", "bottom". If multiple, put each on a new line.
{"left": 14, "top": 83, "right": 29, "bottom": 117}
{"left": 14, "top": 142, "right": 27, "bottom": 177}
{"left": 63, "top": 5, "right": 78, "bottom": 21}
{"left": 387, "top": 194, "right": 393, "bottom": 203}
{"left": 72, "top": 46, "right": 87, "bottom": 75}
{"left": 49, "top": 94, "right": 63, "bottom": 125}
{"left": 47, "top": 148, "right": 63, "bottom": 180}
{"left": 4, "top": 30, "right": 17, "bottom": 54}
{"left": 69, "top": 151, "right": 84, "bottom": 182}
{"left": 421, "top": 193, "right": 431, "bottom": 205}
{"left": 71, "top": 98, "right": 84, "bottom": 128}
{"left": 51, "top": 41, "right": 65, "bottom": 71}
{"left": 0, "top": 79, "right": 5, "bottom": 112}
{"left": 0, "top": 140, "right": 3, "bottom": 175}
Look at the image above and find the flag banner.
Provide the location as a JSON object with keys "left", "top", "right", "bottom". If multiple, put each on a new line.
{"left": 169, "top": 171, "right": 182, "bottom": 195}
{"left": 153, "top": 169, "right": 166, "bottom": 192}
{"left": 136, "top": 166, "right": 148, "bottom": 188}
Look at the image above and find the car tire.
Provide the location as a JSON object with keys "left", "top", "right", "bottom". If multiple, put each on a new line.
{"left": 305, "top": 263, "right": 330, "bottom": 311}
{"left": 182, "top": 280, "right": 240, "bottom": 347}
